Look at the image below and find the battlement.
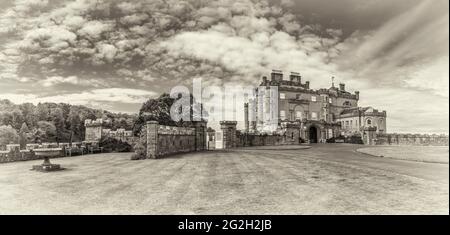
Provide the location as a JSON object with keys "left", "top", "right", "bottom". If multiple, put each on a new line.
{"left": 260, "top": 70, "right": 309, "bottom": 89}
{"left": 84, "top": 119, "right": 103, "bottom": 127}
{"left": 259, "top": 70, "right": 359, "bottom": 99}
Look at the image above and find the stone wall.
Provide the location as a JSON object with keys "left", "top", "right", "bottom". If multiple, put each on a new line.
{"left": 0, "top": 148, "right": 64, "bottom": 163}
{"left": 235, "top": 132, "right": 285, "bottom": 147}
{"left": 85, "top": 118, "right": 137, "bottom": 146}
{"left": 145, "top": 121, "right": 207, "bottom": 159}
{"left": 375, "top": 133, "right": 449, "bottom": 146}
{"left": 217, "top": 121, "right": 298, "bottom": 149}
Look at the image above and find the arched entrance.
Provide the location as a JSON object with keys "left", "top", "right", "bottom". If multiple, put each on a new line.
{"left": 309, "top": 126, "right": 318, "bottom": 143}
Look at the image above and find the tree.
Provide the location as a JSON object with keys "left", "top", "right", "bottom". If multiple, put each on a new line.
{"left": 35, "top": 103, "right": 50, "bottom": 121}
{"left": 18, "top": 122, "right": 30, "bottom": 149}
{"left": 133, "top": 93, "right": 205, "bottom": 135}
{"left": 50, "top": 107, "right": 66, "bottom": 142}
{"left": 11, "top": 109, "right": 24, "bottom": 130}
{"left": 133, "top": 93, "right": 176, "bottom": 135}
{"left": 19, "top": 103, "right": 37, "bottom": 128}
{"left": 0, "top": 125, "right": 19, "bottom": 148}
{"left": 67, "top": 108, "right": 81, "bottom": 143}
{"left": 34, "top": 121, "right": 57, "bottom": 143}
{"left": 0, "top": 112, "right": 13, "bottom": 126}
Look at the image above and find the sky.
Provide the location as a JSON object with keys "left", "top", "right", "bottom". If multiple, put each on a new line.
{"left": 0, "top": 0, "right": 448, "bottom": 134}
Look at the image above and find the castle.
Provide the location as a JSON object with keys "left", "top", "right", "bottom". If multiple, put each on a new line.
{"left": 244, "top": 70, "right": 387, "bottom": 143}
{"left": 84, "top": 119, "right": 134, "bottom": 143}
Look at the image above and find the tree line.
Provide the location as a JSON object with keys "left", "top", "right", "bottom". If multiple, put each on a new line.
{"left": 0, "top": 99, "right": 136, "bottom": 148}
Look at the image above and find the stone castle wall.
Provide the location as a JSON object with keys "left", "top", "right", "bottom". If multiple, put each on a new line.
{"left": 84, "top": 119, "right": 103, "bottom": 142}
{"left": 362, "top": 127, "right": 448, "bottom": 146}
{"left": 375, "top": 133, "right": 448, "bottom": 146}
{"left": 145, "top": 121, "right": 207, "bottom": 159}
{"left": 85, "top": 118, "right": 137, "bottom": 146}
{"left": 217, "top": 121, "right": 299, "bottom": 149}
{"left": 235, "top": 132, "right": 285, "bottom": 147}
{"left": 0, "top": 146, "right": 64, "bottom": 163}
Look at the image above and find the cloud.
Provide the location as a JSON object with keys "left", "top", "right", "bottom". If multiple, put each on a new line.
{"left": 336, "top": 0, "right": 448, "bottom": 93}
{"left": 2, "top": 88, "right": 157, "bottom": 111}
{"left": 333, "top": 0, "right": 449, "bottom": 133}
{"left": 0, "top": 0, "right": 342, "bottom": 85}
{"left": 0, "top": 0, "right": 447, "bottom": 133}
{"left": 359, "top": 87, "right": 449, "bottom": 134}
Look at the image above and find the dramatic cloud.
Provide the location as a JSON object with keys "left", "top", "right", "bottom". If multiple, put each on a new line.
{"left": 0, "top": 0, "right": 448, "bottom": 133}
{"left": 1, "top": 88, "right": 157, "bottom": 112}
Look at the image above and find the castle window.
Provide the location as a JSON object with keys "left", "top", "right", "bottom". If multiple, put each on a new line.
{"left": 311, "top": 96, "right": 317, "bottom": 102}
{"left": 367, "top": 119, "right": 372, "bottom": 125}
{"left": 329, "top": 98, "right": 333, "bottom": 104}
{"left": 311, "top": 112, "right": 318, "bottom": 120}
{"left": 280, "top": 110, "right": 286, "bottom": 120}
{"left": 280, "top": 93, "right": 286, "bottom": 99}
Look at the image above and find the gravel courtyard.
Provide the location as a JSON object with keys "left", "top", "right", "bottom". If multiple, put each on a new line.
{"left": 0, "top": 144, "right": 448, "bottom": 214}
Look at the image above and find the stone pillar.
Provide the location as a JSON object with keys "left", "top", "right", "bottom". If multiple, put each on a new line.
{"left": 362, "top": 127, "right": 377, "bottom": 145}
{"left": 146, "top": 121, "right": 159, "bottom": 159}
{"left": 207, "top": 129, "right": 216, "bottom": 150}
{"left": 194, "top": 121, "right": 207, "bottom": 151}
{"left": 220, "top": 121, "right": 237, "bottom": 149}
{"left": 244, "top": 103, "right": 249, "bottom": 133}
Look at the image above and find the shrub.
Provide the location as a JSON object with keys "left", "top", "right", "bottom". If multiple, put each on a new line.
{"left": 99, "top": 137, "right": 132, "bottom": 153}
{"left": 131, "top": 142, "right": 146, "bottom": 160}
{"left": 0, "top": 125, "right": 19, "bottom": 148}
{"left": 346, "top": 135, "right": 364, "bottom": 144}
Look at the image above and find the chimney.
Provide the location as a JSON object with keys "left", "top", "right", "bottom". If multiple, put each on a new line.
{"left": 355, "top": 91, "right": 359, "bottom": 100}
{"left": 271, "top": 70, "right": 283, "bottom": 81}
{"left": 262, "top": 76, "right": 267, "bottom": 83}
{"left": 305, "top": 81, "right": 310, "bottom": 89}
{"left": 339, "top": 83, "right": 345, "bottom": 91}
{"left": 290, "top": 72, "right": 301, "bottom": 83}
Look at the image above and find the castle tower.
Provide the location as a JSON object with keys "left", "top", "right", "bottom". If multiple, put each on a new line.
{"left": 84, "top": 119, "right": 103, "bottom": 142}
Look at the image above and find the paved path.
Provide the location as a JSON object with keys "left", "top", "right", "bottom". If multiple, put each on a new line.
{"left": 0, "top": 144, "right": 447, "bottom": 214}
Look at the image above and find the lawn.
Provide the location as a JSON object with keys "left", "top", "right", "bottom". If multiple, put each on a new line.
{"left": 357, "top": 146, "right": 449, "bottom": 163}
{"left": 0, "top": 145, "right": 448, "bottom": 214}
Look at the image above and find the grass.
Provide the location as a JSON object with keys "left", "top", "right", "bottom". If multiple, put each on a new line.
{"left": 357, "top": 146, "right": 449, "bottom": 163}
{"left": 0, "top": 145, "right": 448, "bottom": 214}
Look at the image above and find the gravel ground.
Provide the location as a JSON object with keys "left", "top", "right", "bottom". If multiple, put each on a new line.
{"left": 357, "top": 146, "right": 449, "bottom": 163}
{"left": 0, "top": 144, "right": 447, "bottom": 214}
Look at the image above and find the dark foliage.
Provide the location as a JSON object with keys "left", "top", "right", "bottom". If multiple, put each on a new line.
{"left": 326, "top": 135, "right": 363, "bottom": 144}
{"left": 0, "top": 99, "right": 136, "bottom": 144}
{"left": 132, "top": 93, "right": 206, "bottom": 136}
{"left": 99, "top": 137, "right": 133, "bottom": 153}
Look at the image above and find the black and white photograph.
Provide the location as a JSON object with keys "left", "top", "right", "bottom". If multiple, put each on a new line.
{"left": 0, "top": 0, "right": 448, "bottom": 221}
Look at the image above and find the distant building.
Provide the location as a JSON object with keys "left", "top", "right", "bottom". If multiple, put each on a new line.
{"left": 245, "top": 70, "right": 387, "bottom": 143}
{"left": 84, "top": 119, "right": 133, "bottom": 143}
